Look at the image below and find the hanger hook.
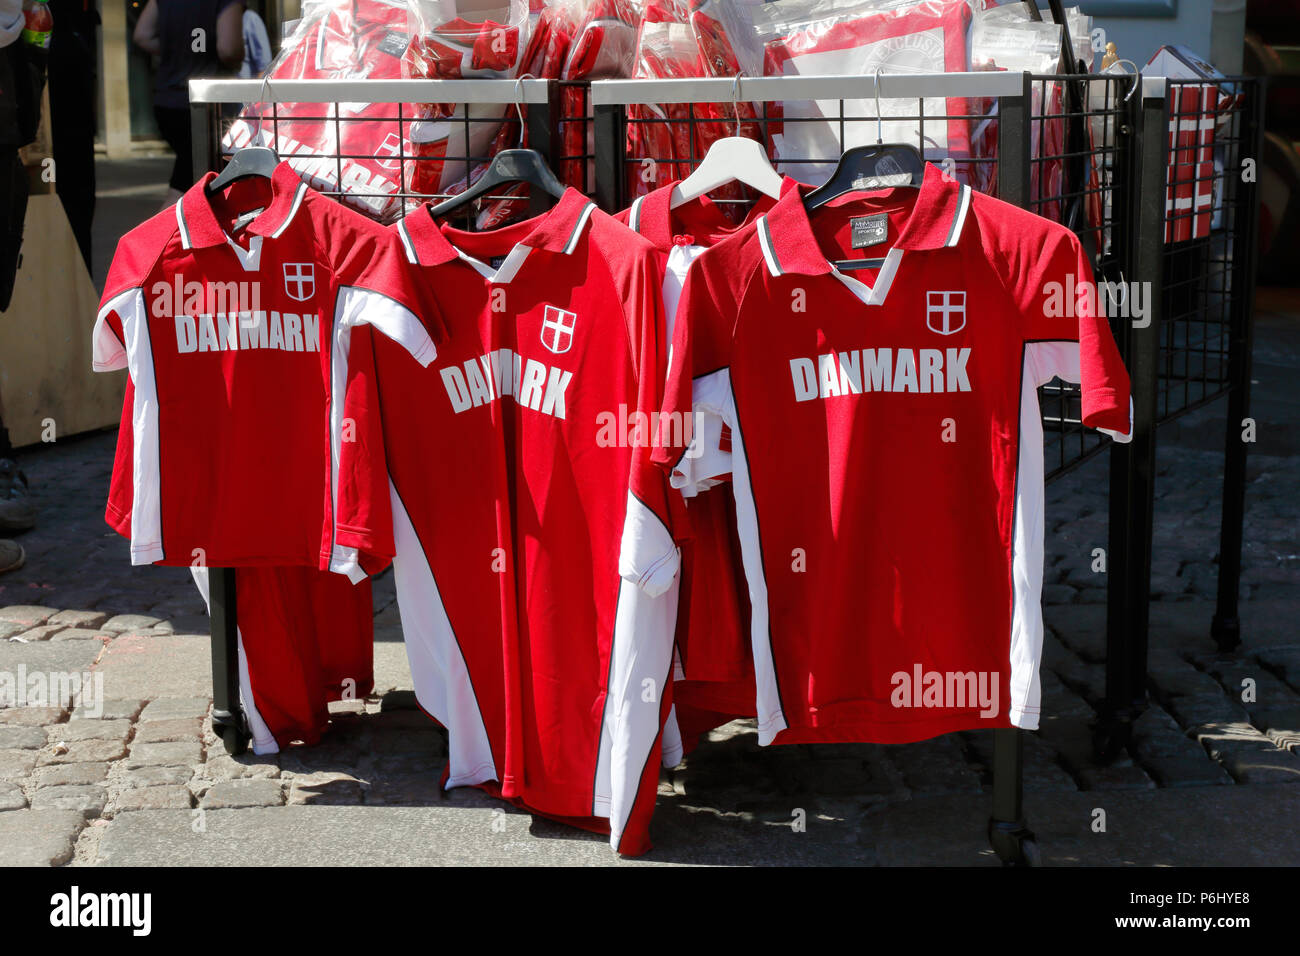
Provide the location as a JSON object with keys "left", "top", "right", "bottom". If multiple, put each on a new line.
{"left": 513, "top": 73, "right": 534, "bottom": 148}
{"left": 730, "top": 74, "right": 742, "bottom": 137}
{"left": 253, "top": 72, "right": 273, "bottom": 145}
{"left": 874, "top": 67, "right": 884, "bottom": 146}
{"left": 1113, "top": 59, "right": 1142, "bottom": 103}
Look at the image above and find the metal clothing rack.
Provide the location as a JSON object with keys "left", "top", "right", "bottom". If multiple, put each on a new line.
{"left": 184, "top": 67, "right": 1263, "bottom": 864}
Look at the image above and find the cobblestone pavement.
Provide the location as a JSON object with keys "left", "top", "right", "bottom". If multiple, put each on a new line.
{"left": 0, "top": 163, "right": 1296, "bottom": 864}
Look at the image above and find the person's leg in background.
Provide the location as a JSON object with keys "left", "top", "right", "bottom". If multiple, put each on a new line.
{"left": 153, "top": 105, "right": 192, "bottom": 209}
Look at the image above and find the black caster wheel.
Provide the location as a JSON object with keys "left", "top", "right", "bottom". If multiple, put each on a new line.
{"left": 989, "top": 818, "right": 1040, "bottom": 866}
{"left": 221, "top": 724, "right": 249, "bottom": 756}
{"left": 212, "top": 708, "right": 250, "bottom": 755}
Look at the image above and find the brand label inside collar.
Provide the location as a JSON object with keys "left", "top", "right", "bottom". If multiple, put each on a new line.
{"left": 850, "top": 214, "right": 889, "bottom": 249}
{"left": 232, "top": 207, "right": 265, "bottom": 232}
{"left": 377, "top": 30, "right": 409, "bottom": 57}
{"left": 489, "top": 255, "right": 508, "bottom": 270}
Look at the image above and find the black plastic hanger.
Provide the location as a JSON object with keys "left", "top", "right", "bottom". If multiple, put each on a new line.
{"left": 804, "top": 70, "right": 925, "bottom": 211}
{"left": 206, "top": 143, "right": 279, "bottom": 194}
{"left": 804, "top": 143, "right": 925, "bottom": 210}
{"left": 208, "top": 76, "right": 280, "bottom": 195}
{"left": 428, "top": 148, "right": 567, "bottom": 220}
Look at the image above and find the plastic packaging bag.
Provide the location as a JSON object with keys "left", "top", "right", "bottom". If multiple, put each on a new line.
{"left": 223, "top": 0, "right": 422, "bottom": 223}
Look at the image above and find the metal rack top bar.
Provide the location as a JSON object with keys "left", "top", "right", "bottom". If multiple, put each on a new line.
{"left": 188, "top": 78, "right": 552, "bottom": 104}
{"left": 592, "top": 72, "right": 1028, "bottom": 106}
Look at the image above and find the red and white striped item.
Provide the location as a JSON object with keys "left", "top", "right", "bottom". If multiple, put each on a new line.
{"left": 1165, "top": 83, "right": 1218, "bottom": 243}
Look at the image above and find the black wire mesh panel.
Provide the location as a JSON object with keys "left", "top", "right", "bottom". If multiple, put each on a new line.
{"left": 614, "top": 86, "right": 997, "bottom": 217}
{"left": 216, "top": 91, "right": 548, "bottom": 229}
{"left": 1026, "top": 72, "right": 1133, "bottom": 481}
{"left": 1156, "top": 77, "right": 1261, "bottom": 424}
{"left": 612, "top": 74, "right": 1132, "bottom": 483}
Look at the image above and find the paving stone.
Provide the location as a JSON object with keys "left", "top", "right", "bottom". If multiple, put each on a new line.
{"left": 890, "top": 735, "right": 981, "bottom": 794}
{"left": 1041, "top": 584, "right": 1077, "bottom": 606}
{"left": 126, "top": 741, "right": 202, "bottom": 769}
{"left": 7, "top": 625, "right": 65, "bottom": 642}
{"left": 35, "top": 762, "right": 110, "bottom": 787}
{"left": 94, "top": 636, "right": 212, "bottom": 700}
{"left": 1257, "top": 645, "right": 1300, "bottom": 692}
{"left": 0, "top": 810, "right": 85, "bottom": 865}
{"left": 0, "top": 781, "right": 25, "bottom": 810}
{"left": 29, "top": 784, "right": 108, "bottom": 818}
{"left": 38, "top": 738, "right": 127, "bottom": 765}
{"left": 201, "top": 753, "right": 280, "bottom": 781}
{"left": 49, "top": 629, "right": 113, "bottom": 643}
{"left": 49, "top": 718, "right": 131, "bottom": 743}
{"left": 287, "top": 772, "right": 365, "bottom": 805}
{"left": 1077, "top": 759, "right": 1157, "bottom": 791}
{"left": 114, "top": 786, "right": 193, "bottom": 811}
{"left": 0, "top": 606, "right": 55, "bottom": 627}
{"left": 70, "top": 698, "right": 145, "bottom": 721}
{"left": 0, "top": 749, "right": 38, "bottom": 780}
{"left": 1219, "top": 749, "right": 1300, "bottom": 784}
{"left": 135, "top": 718, "right": 202, "bottom": 743}
{"left": 363, "top": 774, "right": 443, "bottom": 806}
{"left": 1163, "top": 692, "right": 1249, "bottom": 730}
{"left": 101, "top": 614, "right": 162, "bottom": 633}
{"left": 138, "top": 697, "right": 211, "bottom": 722}
{"left": 1141, "top": 755, "right": 1234, "bottom": 787}
{"left": 47, "top": 610, "right": 110, "bottom": 629}
{"left": 0, "top": 726, "right": 47, "bottom": 749}
{"left": 200, "top": 778, "right": 284, "bottom": 809}
{"left": 119, "top": 765, "right": 194, "bottom": 789}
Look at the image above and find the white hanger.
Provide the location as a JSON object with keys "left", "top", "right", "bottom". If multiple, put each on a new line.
{"left": 670, "top": 76, "right": 783, "bottom": 208}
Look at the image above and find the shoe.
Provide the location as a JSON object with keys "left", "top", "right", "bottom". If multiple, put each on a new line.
{"left": 0, "top": 459, "right": 34, "bottom": 533}
{"left": 0, "top": 538, "right": 24, "bottom": 574}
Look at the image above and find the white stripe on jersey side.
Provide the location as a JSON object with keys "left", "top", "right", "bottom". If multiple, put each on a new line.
{"left": 100, "top": 287, "right": 164, "bottom": 565}
{"left": 327, "top": 288, "right": 435, "bottom": 583}
{"left": 189, "top": 567, "right": 279, "bottom": 754}
{"left": 270, "top": 182, "right": 309, "bottom": 239}
{"left": 175, "top": 199, "right": 192, "bottom": 250}
{"left": 947, "top": 185, "right": 972, "bottom": 247}
{"left": 1007, "top": 340, "right": 1087, "bottom": 729}
{"left": 388, "top": 478, "right": 498, "bottom": 788}
{"left": 396, "top": 219, "right": 420, "bottom": 265}
{"left": 602, "top": 566, "right": 680, "bottom": 848}
{"left": 698, "top": 367, "right": 786, "bottom": 742}
{"left": 563, "top": 202, "right": 597, "bottom": 255}
{"left": 627, "top": 195, "right": 645, "bottom": 234}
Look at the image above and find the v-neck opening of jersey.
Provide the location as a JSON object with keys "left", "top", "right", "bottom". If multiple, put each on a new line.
{"left": 829, "top": 248, "right": 902, "bottom": 307}
{"left": 807, "top": 187, "right": 920, "bottom": 305}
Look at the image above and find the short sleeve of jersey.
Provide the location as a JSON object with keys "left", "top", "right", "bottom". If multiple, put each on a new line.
{"left": 322, "top": 204, "right": 443, "bottom": 362}
{"left": 328, "top": 323, "right": 396, "bottom": 577}
{"left": 1006, "top": 219, "right": 1133, "bottom": 440}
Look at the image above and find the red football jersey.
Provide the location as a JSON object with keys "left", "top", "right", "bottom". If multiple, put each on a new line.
{"left": 92, "top": 163, "right": 425, "bottom": 572}
{"left": 335, "top": 189, "right": 679, "bottom": 854}
{"left": 656, "top": 165, "right": 1132, "bottom": 745}
{"left": 617, "top": 183, "right": 792, "bottom": 720}
{"left": 191, "top": 566, "right": 374, "bottom": 754}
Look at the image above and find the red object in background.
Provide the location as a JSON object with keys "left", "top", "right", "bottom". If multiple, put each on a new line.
{"left": 1165, "top": 84, "right": 1219, "bottom": 243}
